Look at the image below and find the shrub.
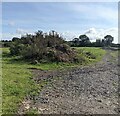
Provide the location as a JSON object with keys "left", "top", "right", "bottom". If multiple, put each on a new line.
{"left": 10, "top": 30, "right": 79, "bottom": 63}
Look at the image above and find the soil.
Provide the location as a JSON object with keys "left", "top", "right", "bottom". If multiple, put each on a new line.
{"left": 18, "top": 49, "right": 119, "bottom": 114}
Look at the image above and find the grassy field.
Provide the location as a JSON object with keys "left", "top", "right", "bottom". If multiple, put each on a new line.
{"left": 74, "top": 47, "right": 106, "bottom": 65}
{"left": 2, "top": 47, "right": 106, "bottom": 114}
{"left": 2, "top": 48, "right": 40, "bottom": 114}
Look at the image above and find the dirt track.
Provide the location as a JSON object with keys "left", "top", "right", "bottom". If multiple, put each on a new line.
{"left": 18, "top": 49, "right": 119, "bottom": 114}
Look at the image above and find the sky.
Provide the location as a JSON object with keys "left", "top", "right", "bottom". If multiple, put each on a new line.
{"left": 2, "top": 2, "right": 119, "bottom": 43}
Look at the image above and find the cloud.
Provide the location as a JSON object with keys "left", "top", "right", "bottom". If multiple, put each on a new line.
{"left": 2, "top": 33, "right": 21, "bottom": 40}
{"left": 16, "top": 28, "right": 36, "bottom": 35}
{"left": 2, "top": 27, "right": 118, "bottom": 44}
{"left": 61, "top": 31, "right": 79, "bottom": 41}
{"left": 84, "top": 27, "right": 118, "bottom": 43}
{"left": 8, "top": 21, "right": 15, "bottom": 26}
{"left": 16, "top": 28, "right": 28, "bottom": 34}
{"left": 60, "top": 27, "right": 118, "bottom": 44}
{"left": 85, "top": 28, "right": 97, "bottom": 35}
{"left": 2, "top": 20, "right": 15, "bottom": 27}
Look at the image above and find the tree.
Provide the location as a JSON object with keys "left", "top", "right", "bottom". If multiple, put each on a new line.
{"left": 72, "top": 38, "right": 80, "bottom": 47}
{"left": 79, "top": 34, "right": 90, "bottom": 46}
{"left": 95, "top": 39, "right": 102, "bottom": 47}
{"left": 2, "top": 40, "right": 12, "bottom": 47}
{"left": 104, "top": 35, "right": 114, "bottom": 46}
{"left": 12, "top": 37, "right": 20, "bottom": 42}
{"left": 71, "top": 35, "right": 91, "bottom": 47}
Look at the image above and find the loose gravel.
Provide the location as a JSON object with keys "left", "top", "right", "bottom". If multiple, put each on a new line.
{"left": 18, "top": 49, "right": 119, "bottom": 114}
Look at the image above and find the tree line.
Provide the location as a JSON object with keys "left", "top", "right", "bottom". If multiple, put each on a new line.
{"left": 2, "top": 32, "right": 119, "bottom": 48}
{"left": 1, "top": 30, "right": 119, "bottom": 63}
{"left": 69, "top": 34, "right": 115, "bottom": 47}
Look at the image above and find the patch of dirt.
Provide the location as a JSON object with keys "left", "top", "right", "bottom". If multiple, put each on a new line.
{"left": 18, "top": 49, "right": 119, "bottom": 114}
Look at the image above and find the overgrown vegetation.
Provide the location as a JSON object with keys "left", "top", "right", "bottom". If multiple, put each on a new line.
{"left": 9, "top": 30, "right": 79, "bottom": 64}
{"left": 2, "top": 47, "right": 106, "bottom": 114}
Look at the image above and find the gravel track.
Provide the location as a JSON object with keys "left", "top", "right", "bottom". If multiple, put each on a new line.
{"left": 18, "top": 49, "right": 119, "bottom": 114}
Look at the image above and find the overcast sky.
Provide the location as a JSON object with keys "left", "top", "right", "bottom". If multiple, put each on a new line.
{"left": 2, "top": 2, "right": 119, "bottom": 43}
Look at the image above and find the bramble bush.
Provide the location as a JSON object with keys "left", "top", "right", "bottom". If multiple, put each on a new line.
{"left": 10, "top": 30, "right": 78, "bottom": 63}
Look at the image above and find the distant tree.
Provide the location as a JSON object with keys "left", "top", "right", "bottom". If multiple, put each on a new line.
{"left": 101, "top": 39, "right": 105, "bottom": 47}
{"left": 95, "top": 39, "right": 102, "bottom": 47}
{"left": 71, "top": 35, "right": 91, "bottom": 47}
{"left": 2, "top": 40, "right": 12, "bottom": 47}
{"left": 72, "top": 38, "right": 80, "bottom": 47}
{"left": 12, "top": 37, "right": 20, "bottom": 42}
{"left": 104, "top": 35, "right": 114, "bottom": 46}
{"left": 79, "top": 34, "right": 90, "bottom": 46}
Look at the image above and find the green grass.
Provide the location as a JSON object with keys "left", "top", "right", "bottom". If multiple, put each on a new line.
{"left": 2, "top": 47, "right": 106, "bottom": 114}
{"left": 2, "top": 55, "right": 39, "bottom": 113}
{"left": 28, "top": 47, "right": 106, "bottom": 70}
{"left": 24, "top": 108, "right": 38, "bottom": 115}
{"left": 74, "top": 47, "right": 106, "bottom": 65}
{"left": 110, "top": 50, "right": 118, "bottom": 58}
{"left": 109, "top": 50, "right": 119, "bottom": 63}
